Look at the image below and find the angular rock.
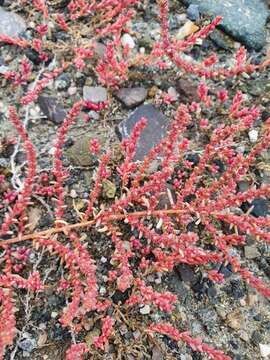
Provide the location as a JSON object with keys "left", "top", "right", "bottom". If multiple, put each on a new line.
{"left": 182, "top": 0, "right": 268, "bottom": 50}
{"left": 116, "top": 104, "right": 169, "bottom": 161}
{"left": 0, "top": 7, "right": 26, "bottom": 37}
{"left": 175, "top": 78, "right": 199, "bottom": 103}
{"left": 38, "top": 96, "right": 66, "bottom": 125}
{"left": 187, "top": 4, "right": 200, "bottom": 21}
{"left": 251, "top": 198, "right": 269, "bottom": 217}
{"left": 175, "top": 264, "right": 197, "bottom": 284}
{"left": 83, "top": 86, "right": 107, "bottom": 103}
{"left": 115, "top": 87, "right": 147, "bottom": 109}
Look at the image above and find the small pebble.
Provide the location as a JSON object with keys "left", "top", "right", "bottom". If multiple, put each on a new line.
{"left": 70, "top": 189, "right": 77, "bottom": 198}
{"left": 99, "top": 286, "right": 106, "bottom": 296}
{"left": 121, "top": 33, "right": 135, "bottom": 49}
{"left": 68, "top": 86, "right": 77, "bottom": 96}
{"left": 51, "top": 311, "right": 58, "bottom": 319}
{"left": 248, "top": 129, "right": 258, "bottom": 143}
{"left": 101, "top": 256, "right": 107, "bottom": 263}
{"left": 140, "top": 304, "right": 151, "bottom": 315}
{"left": 260, "top": 344, "right": 270, "bottom": 357}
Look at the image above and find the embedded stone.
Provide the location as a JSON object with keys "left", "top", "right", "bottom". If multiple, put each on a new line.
{"left": 116, "top": 104, "right": 169, "bottom": 162}
{"left": 251, "top": 198, "right": 269, "bottom": 217}
{"left": 115, "top": 87, "right": 147, "bottom": 109}
{"left": 38, "top": 96, "right": 66, "bottom": 125}
{"left": 182, "top": 0, "right": 268, "bottom": 50}
{"left": 187, "top": 4, "right": 200, "bottom": 21}
{"left": 0, "top": 7, "right": 26, "bottom": 37}
{"left": 83, "top": 86, "right": 107, "bottom": 103}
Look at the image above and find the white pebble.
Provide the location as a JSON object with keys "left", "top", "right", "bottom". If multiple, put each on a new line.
{"left": 101, "top": 256, "right": 107, "bottom": 263}
{"left": 70, "top": 189, "right": 77, "bottom": 198}
{"left": 121, "top": 33, "right": 135, "bottom": 49}
{"left": 249, "top": 129, "right": 258, "bottom": 143}
{"left": 99, "top": 286, "right": 106, "bottom": 296}
{"left": 140, "top": 304, "right": 151, "bottom": 315}
{"left": 259, "top": 344, "right": 270, "bottom": 358}
{"left": 68, "top": 86, "right": 77, "bottom": 96}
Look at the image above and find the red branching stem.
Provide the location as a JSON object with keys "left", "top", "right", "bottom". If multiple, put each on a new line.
{"left": 84, "top": 151, "right": 111, "bottom": 220}
{"left": 0, "top": 107, "right": 37, "bottom": 237}
{"left": 94, "top": 316, "right": 114, "bottom": 350}
{"left": 0, "top": 288, "right": 16, "bottom": 360}
{"left": 66, "top": 343, "right": 89, "bottom": 360}
{"left": 148, "top": 323, "right": 231, "bottom": 360}
{"left": 20, "top": 64, "right": 68, "bottom": 105}
{"left": 118, "top": 117, "right": 147, "bottom": 187}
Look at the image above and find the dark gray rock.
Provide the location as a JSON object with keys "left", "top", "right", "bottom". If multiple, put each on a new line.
{"left": 251, "top": 198, "right": 269, "bottom": 217}
{"left": 187, "top": 4, "right": 200, "bottom": 21}
{"left": 0, "top": 7, "right": 26, "bottom": 37}
{"left": 38, "top": 96, "right": 66, "bottom": 125}
{"left": 182, "top": 0, "right": 269, "bottom": 50}
{"left": 116, "top": 104, "right": 169, "bottom": 161}
{"left": 115, "top": 87, "right": 147, "bottom": 109}
{"left": 175, "top": 264, "right": 197, "bottom": 284}
{"left": 175, "top": 78, "right": 199, "bottom": 103}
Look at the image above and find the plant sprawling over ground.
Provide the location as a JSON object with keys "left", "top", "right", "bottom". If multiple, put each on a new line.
{"left": 0, "top": 0, "right": 270, "bottom": 359}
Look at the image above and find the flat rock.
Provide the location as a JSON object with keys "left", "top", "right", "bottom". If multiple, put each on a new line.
{"left": 182, "top": 0, "right": 269, "bottom": 50}
{"left": 116, "top": 104, "right": 169, "bottom": 161}
{"left": 0, "top": 7, "right": 26, "bottom": 37}
{"left": 83, "top": 86, "right": 107, "bottom": 103}
{"left": 175, "top": 78, "right": 199, "bottom": 103}
{"left": 251, "top": 198, "right": 269, "bottom": 217}
{"left": 66, "top": 133, "right": 106, "bottom": 167}
{"left": 244, "top": 245, "right": 260, "bottom": 259}
{"left": 38, "top": 96, "right": 66, "bottom": 125}
{"left": 115, "top": 87, "right": 147, "bottom": 109}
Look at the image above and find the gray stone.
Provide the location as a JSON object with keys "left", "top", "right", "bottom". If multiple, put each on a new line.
{"left": 175, "top": 264, "right": 197, "bottom": 284}
{"left": 66, "top": 133, "right": 106, "bottom": 167}
{"left": 244, "top": 245, "right": 260, "bottom": 259}
{"left": 251, "top": 198, "right": 269, "bottom": 217}
{"left": 182, "top": 0, "right": 268, "bottom": 50}
{"left": 116, "top": 104, "right": 169, "bottom": 162}
{"left": 0, "top": 7, "right": 26, "bottom": 37}
{"left": 38, "top": 96, "right": 66, "bottom": 125}
{"left": 115, "top": 87, "right": 147, "bottom": 109}
{"left": 187, "top": 4, "right": 200, "bottom": 21}
{"left": 18, "top": 338, "right": 36, "bottom": 353}
{"left": 83, "top": 86, "right": 107, "bottom": 103}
